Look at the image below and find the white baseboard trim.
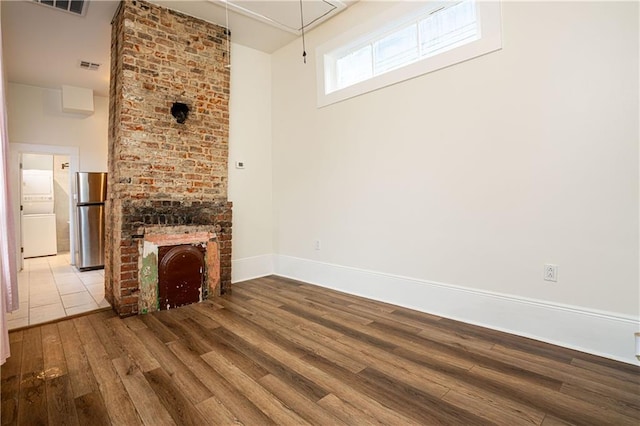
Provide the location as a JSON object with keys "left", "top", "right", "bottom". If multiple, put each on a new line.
{"left": 232, "top": 254, "right": 275, "bottom": 283}
{"left": 274, "top": 254, "right": 640, "bottom": 365}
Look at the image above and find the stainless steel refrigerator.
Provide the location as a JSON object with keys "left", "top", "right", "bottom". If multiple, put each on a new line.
{"left": 76, "top": 172, "right": 107, "bottom": 271}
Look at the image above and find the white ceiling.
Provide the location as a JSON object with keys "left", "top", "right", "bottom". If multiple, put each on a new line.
{"left": 1, "top": 0, "right": 354, "bottom": 97}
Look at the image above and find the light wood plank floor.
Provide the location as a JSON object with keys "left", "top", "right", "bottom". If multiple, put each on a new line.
{"left": 2, "top": 275, "right": 639, "bottom": 425}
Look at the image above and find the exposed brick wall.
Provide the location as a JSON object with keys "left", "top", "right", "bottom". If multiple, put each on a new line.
{"left": 106, "top": 0, "right": 231, "bottom": 317}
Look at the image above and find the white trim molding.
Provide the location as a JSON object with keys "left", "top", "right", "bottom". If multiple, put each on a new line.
{"left": 273, "top": 254, "right": 640, "bottom": 365}
{"left": 232, "top": 254, "right": 275, "bottom": 283}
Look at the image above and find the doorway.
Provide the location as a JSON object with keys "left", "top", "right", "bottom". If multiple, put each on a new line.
{"left": 20, "top": 153, "right": 66, "bottom": 259}
{"left": 5, "top": 144, "right": 110, "bottom": 330}
{"left": 9, "top": 143, "right": 78, "bottom": 270}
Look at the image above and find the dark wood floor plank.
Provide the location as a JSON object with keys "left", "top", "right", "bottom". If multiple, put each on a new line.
{"left": 405, "top": 338, "right": 566, "bottom": 392}
{"left": 1, "top": 337, "right": 22, "bottom": 426}
{"left": 265, "top": 276, "right": 401, "bottom": 314}
{"left": 560, "top": 382, "right": 640, "bottom": 420}
{"left": 364, "top": 319, "right": 476, "bottom": 370}
{"left": 403, "top": 316, "right": 496, "bottom": 351}
{"left": 43, "top": 324, "right": 78, "bottom": 426}
{"left": 142, "top": 367, "right": 216, "bottom": 425}
{"left": 248, "top": 279, "right": 375, "bottom": 326}
{"left": 191, "top": 326, "right": 270, "bottom": 382}
{"left": 75, "top": 318, "right": 143, "bottom": 425}
{"left": 317, "top": 393, "right": 383, "bottom": 425}
{"left": 234, "top": 296, "right": 367, "bottom": 373}
{"left": 195, "top": 396, "right": 246, "bottom": 425}
{"left": 568, "top": 350, "right": 640, "bottom": 375}
{"left": 471, "top": 364, "right": 639, "bottom": 426}
{"left": 191, "top": 301, "right": 310, "bottom": 359}
{"left": 201, "top": 350, "right": 312, "bottom": 425}
{"left": 436, "top": 317, "right": 576, "bottom": 364}
{"left": 226, "top": 290, "right": 345, "bottom": 340}
{"left": 231, "top": 284, "right": 284, "bottom": 308}
{"left": 200, "top": 301, "right": 320, "bottom": 392}
{"left": 112, "top": 356, "right": 176, "bottom": 426}
{"left": 17, "top": 327, "right": 47, "bottom": 426}
{"left": 570, "top": 357, "right": 640, "bottom": 385}
{"left": 138, "top": 312, "right": 180, "bottom": 344}
{"left": 281, "top": 303, "right": 399, "bottom": 351}
{"left": 490, "top": 344, "right": 640, "bottom": 401}
{"left": 305, "top": 351, "right": 487, "bottom": 425}
{"left": 41, "top": 323, "right": 68, "bottom": 379}
{"left": 395, "top": 325, "right": 565, "bottom": 393}
{"left": 74, "top": 390, "right": 111, "bottom": 426}
{"left": 122, "top": 315, "right": 147, "bottom": 331}
{"left": 134, "top": 327, "right": 213, "bottom": 405}
{"left": 45, "top": 375, "right": 79, "bottom": 426}
{"left": 104, "top": 317, "right": 161, "bottom": 372}
{"left": 347, "top": 300, "right": 443, "bottom": 332}
{"left": 86, "top": 311, "right": 127, "bottom": 360}
{"left": 334, "top": 332, "right": 453, "bottom": 397}
{"left": 388, "top": 304, "right": 443, "bottom": 322}
{"left": 57, "top": 320, "right": 99, "bottom": 399}
{"left": 442, "top": 387, "right": 545, "bottom": 425}
{"left": 153, "top": 311, "right": 215, "bottom": 355}
{"left": 258, "top": 373, "right": 348, "bottom": 426}
{"left": 211, "top": 326, "right": 329, "bottom": 401}
{"left": 359, "top": 365, "right": 491, "bottom": 425}
{"left": 180, "top": 304, "right": 223, "bottom": 330}
{"left": 541, "top": 414, "right": 575, "bottom": 425}
{"left": 8, "top": 330, "right": 23, "bottom": 343}
{"left": 167, "top": 340, "right": 276, "bottom": 425}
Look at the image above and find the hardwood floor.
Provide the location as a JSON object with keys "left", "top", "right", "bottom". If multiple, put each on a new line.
{"left": 2, "top": 275, "right": 639, "bottom": 425}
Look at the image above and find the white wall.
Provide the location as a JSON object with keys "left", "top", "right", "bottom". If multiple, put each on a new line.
{"left": 7, "top": 83, "right": 107, "bottom": 171}
{"left": 226, "top": 43, "right": 275, "bottom": 281}
{"left": 271, "top": 2, "right": 639, "bottom": 362}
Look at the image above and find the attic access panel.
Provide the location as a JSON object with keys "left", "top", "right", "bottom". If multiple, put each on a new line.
{"left": 221, "top": 0, "right": 346, "bottom": 34}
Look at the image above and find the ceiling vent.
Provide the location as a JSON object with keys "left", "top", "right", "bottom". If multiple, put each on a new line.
{"left": 79, "top": 60, "right": 100, "bottom": 71}
{"left": 32, "top": 0, "right": 88, "bottom": 17}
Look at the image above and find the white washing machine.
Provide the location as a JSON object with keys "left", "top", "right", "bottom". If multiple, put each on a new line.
{"left": 23, "top": 214, "right": 57, "bottom": 258}
{"left": 22, "top": 169, "right": 57, "bottom": 258}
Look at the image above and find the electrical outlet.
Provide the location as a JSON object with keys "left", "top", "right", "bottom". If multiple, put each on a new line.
{"left": 314, "top": 240, "right": 321, "bottom": 250}
{"left": 544, "top": 264, "right": 558, "bottom": 282}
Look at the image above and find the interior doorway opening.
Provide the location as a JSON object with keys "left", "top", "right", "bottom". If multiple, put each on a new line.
{"left": 9, "top": 143, "right": 79, "bottom": 271}
{"left": 4, "top": 144, "right": 111, "bottom": 330}
{"left": 21, "top": 153, "right": 71, "bottom": 259}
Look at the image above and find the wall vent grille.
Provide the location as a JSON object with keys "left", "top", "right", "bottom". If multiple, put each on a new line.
{"left": 32, "top": 0, "right": 87, "bottom": 17}
{"left": 79, "top": 60, "right": 100, "bottom": 71}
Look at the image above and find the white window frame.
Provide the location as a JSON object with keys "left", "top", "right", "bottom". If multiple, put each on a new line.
{"left": 316, "top": 1, "right": 503, "bottom": 108}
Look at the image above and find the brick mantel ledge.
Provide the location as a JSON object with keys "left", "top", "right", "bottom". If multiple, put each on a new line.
{"left": 144, "top": 231, "right": 215, "bottom": 246}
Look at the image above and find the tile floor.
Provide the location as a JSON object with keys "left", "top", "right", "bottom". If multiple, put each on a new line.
{"left": 6, "top": 253, "right": 110, "bottom": 330}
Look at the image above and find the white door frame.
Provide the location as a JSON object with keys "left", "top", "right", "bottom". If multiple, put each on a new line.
{"left": 9, "top": 143, "right": 79, "bottom": 269}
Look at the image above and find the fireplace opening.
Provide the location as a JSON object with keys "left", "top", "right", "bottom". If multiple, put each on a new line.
{"left": 136, "top": 227, "right": 221, "bottom": 315}
{"left": 158, "top": 244, "right": 206, "bottom": 310}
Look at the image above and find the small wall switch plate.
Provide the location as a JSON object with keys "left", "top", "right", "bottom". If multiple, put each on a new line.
{"left": 314, "top": 240, "right": 321, "bottom": 250}
{"left": 235, "top": 161, "right": 245, "bottom": 169}
{"left": 544, "top": 264, "right": 558, "bottom": 282}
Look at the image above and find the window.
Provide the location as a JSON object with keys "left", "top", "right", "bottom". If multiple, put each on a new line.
{"left": 336, "top": 45, "right": 372, "bottom": 89}
{"left": 316, "top": 1, "right": 502, "bottom": 107}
